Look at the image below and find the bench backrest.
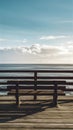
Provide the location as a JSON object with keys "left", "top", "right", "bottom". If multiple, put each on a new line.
{"left": 0, "top": 70, "right": 73, "bottom": 96}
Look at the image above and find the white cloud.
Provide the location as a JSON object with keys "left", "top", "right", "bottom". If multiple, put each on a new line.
{"left": 40, "top": 35, "right": 66, "bottom": 40}
{"left": 15, "top": 39, "right": 27, "bottom": 43}
{"left": 0, "top": 38, "right": 27, "bottom": 43}
{"left": 0, "top": 43, "right": 73, "bottom": 63}
{"left": 0, "top": 38, "right": 8, "bottom": 42}
{"left": 0, "top": 43, "right": 71, "bottom": 56}
{"left": 67, "top": 41, "right": 73, "bottom": 44}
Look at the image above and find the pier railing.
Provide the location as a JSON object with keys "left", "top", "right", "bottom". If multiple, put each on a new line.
{"left": 0, "top": 70, "right": 73, "bottom": 107}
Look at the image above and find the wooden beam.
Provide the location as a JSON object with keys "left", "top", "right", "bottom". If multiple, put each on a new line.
{"left": 34, "top": 72, "right": 37, "bottom": 100}
{"left": 15, "top": 83, "right": 20, "bottom": 107}
{"left": 53, "top": 82, "right": 58, "bottom": 107}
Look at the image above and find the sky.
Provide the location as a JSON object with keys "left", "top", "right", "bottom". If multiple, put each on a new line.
{"left": 0, "top": 0, "right": 73, "bottom": 64}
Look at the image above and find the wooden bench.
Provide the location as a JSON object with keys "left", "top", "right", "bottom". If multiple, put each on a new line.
{"left": 2, "top": 80, "right": 65, "bottom": 107}
{"left": 0, "top": 70, "right": 73, "bottom": 107}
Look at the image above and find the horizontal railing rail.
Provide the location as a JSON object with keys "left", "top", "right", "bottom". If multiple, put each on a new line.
{"left": 0, "top": 69, "right": 73, "bottom": 73}
{"left": 0, "top": 76, "right": 73, "bottom": 79}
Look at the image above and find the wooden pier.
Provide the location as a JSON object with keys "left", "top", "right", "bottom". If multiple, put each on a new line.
{"left": 0, "top": 96, "right": 73, "bottom": 130}
{"left": 0, "top": 69, "right": 73, "bottom": 129}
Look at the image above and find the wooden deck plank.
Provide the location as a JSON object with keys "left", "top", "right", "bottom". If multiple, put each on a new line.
{"left": 0, "top": 96, "right": 73, "bottom": 130}
{"left": 0, "top": 96, "right": 73, "bottom": 129}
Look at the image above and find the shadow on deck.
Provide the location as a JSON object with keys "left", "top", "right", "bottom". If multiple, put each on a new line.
{"left": 0, "top": 97, "right": 73, "bottom": 123}
{"left": 0, "top": 99, "right": 54, "bottom": 123}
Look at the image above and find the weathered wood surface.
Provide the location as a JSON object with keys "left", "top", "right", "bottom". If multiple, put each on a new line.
{"left": 0, "top": 69, "right": 73, "bottom": 107}
{"left": 0, "top": 79, "right": 67, "bottom": 107}
{"left": 0, "top": 69, "right": 73, "bottom": 129}
{"left": 0, "top": 96, "right": 73, "bottom": 130}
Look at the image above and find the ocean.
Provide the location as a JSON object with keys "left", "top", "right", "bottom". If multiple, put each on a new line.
{"left": 0, "top": 64, "right": 73, "bottom": 95}
{"left": 0, "top": 64, "right": 73, "bottom": 77}
{"left": 0, "top": 64, "right": 73, "bottom": 70}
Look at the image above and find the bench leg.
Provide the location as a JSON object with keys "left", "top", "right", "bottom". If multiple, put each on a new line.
{"left": 53, "top": 84, "right": 58, "bottom": 107}
{"left": 15, "top": 84, "right": 20, "bottom": 107}
{"left": 34, "top": 72, "right": 37, "bottom": 100}
{"left": 34, "top": 93, "right": 37, "bottom": 100}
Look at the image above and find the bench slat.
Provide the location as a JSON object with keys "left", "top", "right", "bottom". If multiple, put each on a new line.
{"left": 0, "top": 89, "right": 65, "bottom": 96}
{"left": 7, "top": 80, "right": 66, "bottom": 85}
{"left": 0, "top": 86, "right": 66, "bottom": 91}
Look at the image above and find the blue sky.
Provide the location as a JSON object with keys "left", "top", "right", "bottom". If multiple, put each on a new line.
{"left": 0, "top": 0, "right": 73, "bottom": 63}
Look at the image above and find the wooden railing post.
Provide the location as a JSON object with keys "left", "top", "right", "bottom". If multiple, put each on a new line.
{"left": 34, "top": 72, "right": 37, "bottom": 100}
{"left": 53, "top": 82, "right": 58, "bottom": 107}
{"left": 15, "top": 82, "right": 20, "bottom": 107}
